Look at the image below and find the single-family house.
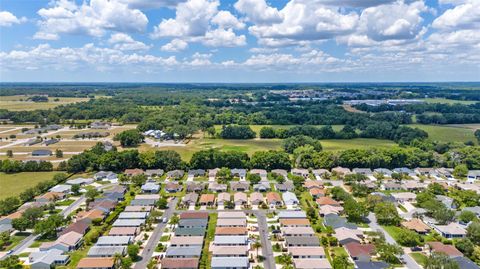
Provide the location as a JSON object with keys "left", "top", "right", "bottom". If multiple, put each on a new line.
{"left": 183, "top": 193, "right": 199, "bottom": 206}
{"left": 141, "top": 182, "right": 160, "bottom": 193}
{"left": 382, "top": 182, "right": 404, "bottom": 191}
{"left": 312, "top": 169, "right": 330, "bottom": 180}
{"left": 279, "top": 219, "right": 310, "bottom": 227}
{"left": 215, "top": 227, "right": 248, "bottom": 236}
{"left": 209, "top": 182, "right": 228, "bottom": 192}
{"left": 281, "top": 226, "right": 315, "bottom": 237}
{"left": 310, "top": 187, "right": 326, "bottom": 198}
{"left": 304, "top": 181, "right": 324, "bottom": 189}
{"left": 96, "top": 236, "right": 132, "bottom": 246}
{"left": 391, "top": 192, "right": 417, "bottom": 203}
{"left": 271, "top": 169, "right": 288, "bottom": 179}
{"left": 213, "top": 236, "right": 248, "bottom": 246}
{"left": 118, "top": 212, "right": 148, "bottom": 219}
{"left": 77, "top": 257, "right": 115, "bottom": 269}
{"left": 87, "top": 246, "right": 126, "bottom": 257}
{"left": 355, "top": 261, "right": 389, "bottom": 269}
{"left": 112, "top": 219, "right": 145, "bottom": 227}
{"left": 278, "top": 211, "right": 307, "bottom": 219}
{"left": 218, "top": 212, "right": 247, "bottom": 219}
{"left": 393, "top": 167, "right": 414, "bottom": 176}
{"left": 59, "top": 219, "right": 90, "bottom": 236}
{"left": 209, "top": 168, "right": 220, "bottom": 180}
{"left": 230, "top": 181, "right": 249, "bottom": 192}
{"left": 50, "top": 184, "right": 72, "bottom": 193}
{"left": 282, "top": 191, "right": 299, "bottom": 206}
{"left": 94, "top": 171, "right": 118, "bottom": 181}
{"left": 335, "top": 227, "right": 363, "bottom": 245}
{"left": 436, "top": 168, "right": 454, "bottom": 180}
{"left": 165, "top": 182, "right": 182, "bottom": 193}
{"left": 436, "top": 195, "right": 457, "bottom": 209}
{"left": 275, "top": 181, "right": 294, "bottom": 192}
{"left": 217, "top": 193, "right": 231, "bottom": 207}
{"left": 323, "top": 214, "right": 357, "bottom": 230}
{"left": 29, "top": 249, "right": 69, "bottom": 269}
{"left": 434, "top": 222, "right": 466, "bottom": 238}
{"left": 253, "top": 181, "right": 271, "bottom": 192}
{"left": 199, "top": 194, "right": 216, "bottom": 206}
{"left": 353, "top": 168, "right": 373, "bottom": 176}
{"left": 284, "top": 236, "right": 320, "bottom": 247}
{"left": 249, "top": 169, "right": 267, "bottom": 180}
{"left": 211, "top": 245, "right": 248, "bottom": 257}
{"left": 234, "top": 192, "right": 247, "bottom": 206}
{"left": 186, "top": 182, "right": 205, "bottom": 192}
{"left": 451, "top": 257, "right": 480, "bottom": 269}
{"left": 175, "top": 227, "right": 206, "bottom": 237}
{"left": 124, "top": 205, "right": 152, "bottom": 212}
{"left": 231, "top": 169, "right": 247, "bottom": 180}
{"left": 332, "top": 166, "right": 352, "bottom": 176}
{"left": 266, "top": 192, "right": 282, "bottom": 206}
{"left": 291, "top": 168, "right": 310, "bottom": 179}
{"left": 401, "top": 218, "right": 431, "bottom": 234}
{"left": 66, "top": 177, "right": 94, "bottom": 185}
{"left": 316, "top": 197, "right": 341, "bottom": 207}
{"left": 288, "top": 246, "right": 326, "bottom": 259}
{"left": 374, "top": 168, "right": 392, "bottom": 177}
{"left": 249, "top": 192, "right": 264, "bottom": 205}
{"left": 35, "top": 192, "right": 65, "bottom": 203}
{"left": 463, "top": 206, "right": 480, "bottom": 217}
{"left": 170, "top": 236, "right": 204, "bottom": 247}
{"left": 467, "top": 170, "right": 480, "bottom": 183}
{"left": 124, "top": 168, "right": 144, "bottom": 177}
{"left": 161, "top": 258, "right": 199, "bottom": 269}
{"left": 402, "top": 180, "right": 427, "bottom": 191}
{"left": 40, "top": 231, "right": 83, "bottom": 252}
{"left": 428, "top": 242, "right": 464, "bottom": 257}
{"left": 211, "top": 257, "right": 249, "bottom": 269}
{"left": 188, "top": 169, "right": 206, "bottom": 178}
{"left": 293, "top": 259, "right": 332, "bottom": 269}
{"left": 145, "top": 169, "right": 164, "bottom": 177}
{"left": 179, "top": 218, "right": 208, "bottom": 228}
{"left": 167, "top": 170, "right": 185, "bottom": 180}
{"left": 108, "top": 227, "right": 139, "bottom": 237}
{"left": 216, "top": 219, "right": 246, "bottom": 228}
{"left": 344, "top": 243, "right": 375, "bottom": 262}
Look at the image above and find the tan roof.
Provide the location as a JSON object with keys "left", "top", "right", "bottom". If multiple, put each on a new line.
{"left": 280, "top": 219, "right": 310, "bottom": 226}
{"left": 77, "top": 257, "right": 114, "bottom": 268}
{"left": 281, "top": 226, "right": 315, "bottom": 235}
{"left": 266, "top": 192, "right": 281, "bottom": 202}
{"left": 199, "top": 194, "right": 215, "bottom": 203}
{"left": 319, "top": 205, "right": 343, "bottom": 215}
{"left": 316, "top": 197, "right": 340, "bottom": 206}
{"left": 294, "top": 259, "right": 332, "bottom": 269}
{"left": 304, "top": 181, "right": 323, "bottom": 189}
{"left": 170, "top": 236, "right": 204, "bottom": 246}
{"left": 180, "top": 212, "right": 209, "bottom": 219}
{"left": 35, "top": 192, "right": 64, "bottom": 201}
{"left": 401, "top": 218, "right": 430, "bottom": 233}
{"left": 234, "top": 192, "right": 247, "bottom": 201}
{"left": 77, "top": 209, "right": 104, "bottom": 220}
{"left": 124, "top": 205, "right": 153, "bottom": 212}
{"left": 211, "top": 245, "right": 248, "bottom": 255}
{"left": 218, "top": 212, "right": 246, "bottom": 219}
{"left": 309, "top": 188, "right": 326, "bottom": 196}
{"left": 216, "top": 218, "right": 246, "bottom": 227}
{"left": 161, "top": 258, "right": 199, "bottom": 268}
{"left": 249, "top": 192, "right": 264, "bottom": 202}
{"left": 217, "top": 193, "right": 231, "bottom": 201}
{"left": 288, "top": 247, "right": 325, "bottom": 256}
{"left": 215, "top": 227, "right": 248, "bottom": 235}
{"left": 108, "top": 227, "right": 139, "bottom": 236}
{"left": 124, "top": 168, "right": 144, "bottom": 176}
{"left": 428, "top": 242, "right": 463, "bottom": 257}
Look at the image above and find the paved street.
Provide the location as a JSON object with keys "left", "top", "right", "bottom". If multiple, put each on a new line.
{"left": 134, "top": 198, "right": 178, "bottom": 269}
{"left": 256, "top": 211, "right": 275, "bottom": 269}
{"left": 367, "top": 212, "right": 421, "bottom": 269}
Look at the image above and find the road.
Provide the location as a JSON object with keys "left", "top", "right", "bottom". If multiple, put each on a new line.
{"left": 134, "top": 198, "right": 178, "bottom": 269}
{"left": 367, "top": 212, "right": 421, "bottom": 269}
{"left": 256, "top": 211, "right": 275, "bottom": 269}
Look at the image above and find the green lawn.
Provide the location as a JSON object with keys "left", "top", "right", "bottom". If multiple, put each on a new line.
{"left": 200, "top": 213, "right": 218, "bottom": 269}
{"left": 381, "top": 225, "right": 404, "bottom": 241}
{"left": 2, "top": 232, "right": 30, "bottom": 251}
{"left": 215, "top": 124, "right": 345, "bottom": 134}
{"left": 407, "top": 124, "right": 477, "bottom": 143}
{"left": 320, "top": 138, "right": 396, "bottom": 151}
{"left": 0, "top": 95, "right": 105, "bottom": 111}
{"left": 410, "top": 252, "right": 428, "bottom": 266}
{"left": 0, "top": 172, "right": 60, "bottom": 199}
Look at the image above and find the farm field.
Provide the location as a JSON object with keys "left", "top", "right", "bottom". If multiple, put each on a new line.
{"left": 0, "top": 171, "right": 59, "bottom": 199}
{"left": 407, "top": 124, "right": 477, "bottom": 143}
{"left": 0, "top": 95, "right": 93, "bottom": 111}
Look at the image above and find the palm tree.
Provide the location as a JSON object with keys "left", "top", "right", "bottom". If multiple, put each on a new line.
{"left": 113, "top": 253, "right": 123, "bottom": 268}
{"left": 252, "top": 241, "right": 262, "bottom": 260}
{"left": 147, "top": 258, "right": 157, "bottom": 269}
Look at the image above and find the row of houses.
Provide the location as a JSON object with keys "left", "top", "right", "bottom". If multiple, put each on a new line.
{"left": 161, "top": 212, "right": 208, "bottom": 269}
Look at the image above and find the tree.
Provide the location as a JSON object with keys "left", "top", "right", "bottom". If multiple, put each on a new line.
{"left": 114, "top": 129, "right": 144, "bottom": 147}
{"left": 219, "top": 125, "right": 256, "bottom": 139}
{"left": 282, "top": 135, "right": 322, "bottom": 153}
{"left": 396, "top": 228, "right": 422, "bottom": 247}
{"left": 6, "top": 150, "right": 13, "bottom": 158}
{"left": 55, "top": 149, "right": 63, "bottom": 158}
{"left": 130, "top": 174, "right": 147, "bottom": 186}
{"left": 332, "top": 254, "right": 351, "bottom": 269}
{"left": 376, "top": 242, "right": 404, "bottom": 264}
{"left": 127, "top": 244, "right": 140, "bottom": 261}
{"left": 458, "top": 210, "right": 477, "bottom": 223}
{"left": 374, "top": 202, "right": 401, "bottom": 226}
{"left": 0, "top": 196, "right": 20, "bottom": 215}
{"left": 247, "top": 173, "right": 261, "bottom": 185}
{"left": 71, "top": 184, "right": 80, "bottom": 195}
{"left": 467, "top": 221, "right": 480, "bottom": 245}
{"left": 0, "top": 255, "right": 22, "bottom": 269}
{"left": 475, "top": 129, "right": 480, "bottom": 143}
{"left": 250, "top": 150, "right": 291, "bottom": 170}
{"left": 252, "top": 241, "right": 262, "bottom": 259}
{"left": 12, "top": 217, "right": 30, "bottom": 231}
{"left": 455, "top": 238, "right": 475, "bottom": 257}
{"left": 206, "top": 126, "right": 216, "bottom": 137}
{"left": 34, "top": 214, "right": 64, "bottom": 239}
{"left": 85, "top": 188, "right": 99, "bottom": 201}
{"left": 425, "top": 253, "right": 460, "bottom": 269}
{"left": 453, "top": 164, "right": 468, "bottom": 178}
{"left": 343, "top": 199, "right": 368, "bottom": 223}
{"left": 157, "top": 197, "right": 168, "bottom": 209}
{"left": 0, "top": 231, "right": 12, "bottom": 249}
{"left": 259, "top": 127, "right": 277, "bottom": 138}
{"left": 217, "top": 167, "right": 232, "bottom": 184}
{"left": 22, "top": 207, "right": 43, "bottom": 226}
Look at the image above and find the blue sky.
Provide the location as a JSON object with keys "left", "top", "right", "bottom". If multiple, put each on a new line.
{"left": 0, "top": 0, "right": 479, "bottom": 82}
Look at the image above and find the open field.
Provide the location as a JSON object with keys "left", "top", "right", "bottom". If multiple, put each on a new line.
{"left": 407, "top": 124, "right": 477, "bottom": 143}
{"left": 139, "top": 137, "right": 397, "bottom": 161}
{"left": 0, "top": 172, "right": 60, "bottom": 199}
{"left": 421, "top": 98, "right": 478, "bottom": 105}
{"left": 214, "top": 124, "right": 345, "bottom": 135}
{"left": 0, "top": 96, "right": 93, "bottom": 111}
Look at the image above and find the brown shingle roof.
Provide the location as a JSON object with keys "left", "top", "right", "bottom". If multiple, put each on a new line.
{"left": 59, "top": 219, "right": 90, "bottom": 236}
{"left": 77, "top": 257, "right": 114, "bottom": 268}
{"left": 180, "top": 212, "right": 209, "bottom": 219}
{"left": 199, "top": 194, "right": 215, "bottom": 204}
{"left": 266, "top": 192, "right": 281, "bottom": 203}
{"left": 428, "top": 242, "right": 463, "bottom": 257}
{"left": 401, "top": 218, "right": 430, "bottom": 233}
{"left": 161, "top": 258, "right": 199, "bottom": 268}
{"left": 316, "top": 197, "right": 340, "bottom": 206}
{"left": 345, "top": 243, "right": 375, "bottom": 258}
{"left": 77, "top": 209, "right": 105, "bottom": 221}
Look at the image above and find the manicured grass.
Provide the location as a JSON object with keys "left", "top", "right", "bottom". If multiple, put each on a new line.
{"left": 2, "top": 232, "right": 30, "bottom": 251}
{"left": 407, "top": 124, "right": 477, "bottom": 143}
{"left": 410, "top": 252, "right": 428, "bottom": 266}
{"left": 0, "top": 96, "right": 93, "bottom": 111}
{"left": 215, "top": 125, "right": 345, "bottom": 134}
{"left": 381, "top": 225, "right": 404, "bottom": 241}
{"left": 320, "top": 138, "right": 396, "bottom": 151}
{"left": 0, "top": 171, "right": 60, "bottom": 199}
{"left": 56, "top": 199, "right": 75, "bottom": 206}
{"left": 200, "top": 213, "right": 218, "bottom": 269}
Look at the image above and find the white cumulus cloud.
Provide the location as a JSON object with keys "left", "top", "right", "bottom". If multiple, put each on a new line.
{"left": 0, "top": 10, "right": 27, "bottom": 27}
